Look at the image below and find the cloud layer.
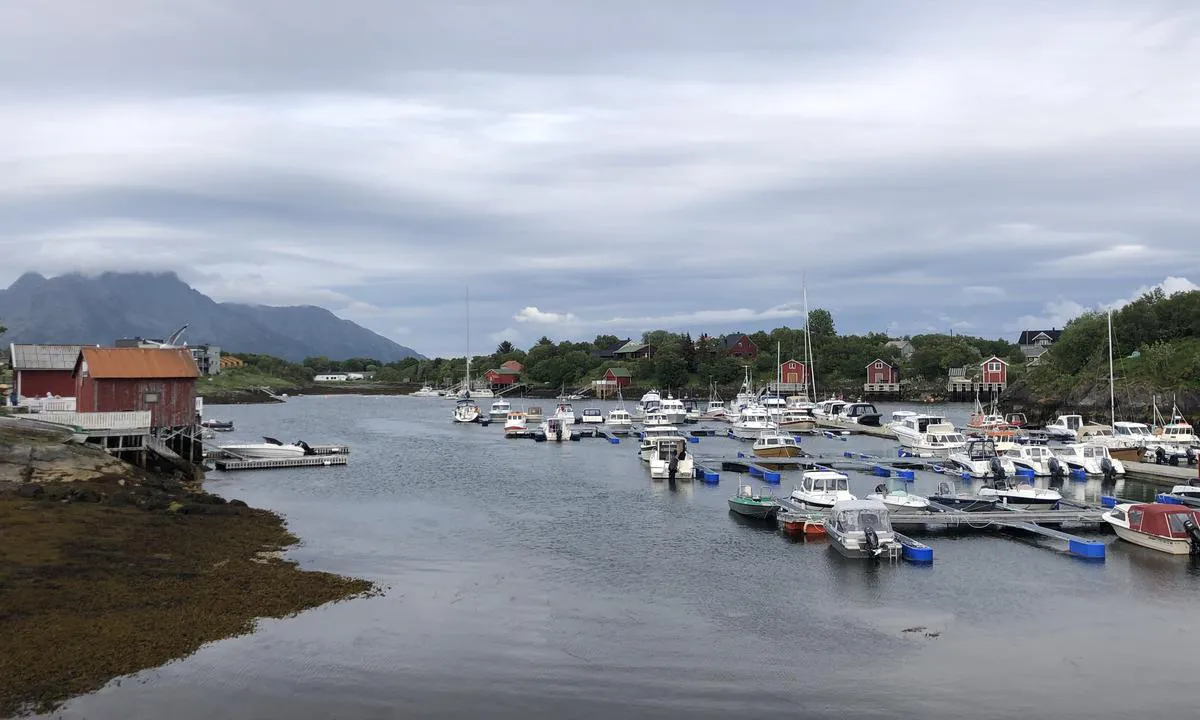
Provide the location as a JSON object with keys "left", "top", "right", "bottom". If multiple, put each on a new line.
{"left": 3, "top": 2, "right": 1200, "bottom": 356}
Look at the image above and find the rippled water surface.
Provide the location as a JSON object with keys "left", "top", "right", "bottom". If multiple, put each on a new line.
{"left": 40, "top": 396, "right": 1200, "bottom": 719}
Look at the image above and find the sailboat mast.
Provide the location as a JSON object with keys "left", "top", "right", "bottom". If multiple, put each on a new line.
{"left": 1107, "top": 307, "right": 1115, "bottom": 427}
{"left": 465, "top": 286, "right": 471, "bottom": 391}
{"left": 803, "top": 278, "right": 817, "bottom": 400}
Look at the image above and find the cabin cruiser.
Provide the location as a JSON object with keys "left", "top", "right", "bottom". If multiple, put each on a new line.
{"left": 976, "top": 478, "right": 1063, "bottom": 511}
{"left": 947, "top": 438, "right": 1017, "bottom": 478}
{"left": 1052, "top": 443, "right": 1125, "bottom": 477}
{"left": 825, "top": 499, "right": 902, "bottom": 559}
{"left": 580, "top": 408, "right": 604, "bottom": 424}
{"left": 760, "top": 394, "right": 788, "bottom": 421}
{"left": 639, "top": 426, "right": 689, "bottom": 461}
{"left": 866, "top": 480, "right": 931, "bottom": 513}
{"left": 1003, "top": 444, "right": 1062, "bottom": 476}
{"left": 503, "top": 411, "right": 528, "bottom": 437}
{"left": 1157, "top": 421, "right": 1200, "bottom": 449}
{"left": 643, "top": 410, "right": 671, "bottom": 427}
{"left": 840, "top": 402, "right": 882, "bottom": 426}
{"left": 453, "top": 397, "right": 481, "bottom": 423}
{"left": 658, "top": 395, "right": 687, "bottom": 424}
{"left": 525, "top": 405, "right": 544, "bottom": 423}
{"left": 1103, "top": 502, "right": 1200, "bottom": 555}
{"left": 813, "top": 399, "right": 848, "bottom": 421}
{"left": 1043, "top": 414, "right": 1084, "bottom": 441}
{"left": 731, "top": 404, "right": 777, "bottom": 440}
{"left": 752, "top": 430, "right": 805, "bottom": 458}
{"left": 791, "top": 470, "right": 856, "bottom": 509}
{"left": 891, "top": 415, "right": 967, "bottom": 458}
{"left": 410, "top": 385, "right": 440, "bottom": 397}
{"left": 778, "top": 407, "right": 817, "bottom": 433}
{"left": 552, "top": 402, "right": 578, "bottom": 425}
{"left": 218, "top": 437, "right": 312, "bottom": 459}
{"left": 701, "top": 398, "right": 727, "bottom": 421}
{"left": 637, "top": 389, "right": 663, "bottom": 416}
{"left": 888, "top": 410, "right": 918, "bottom": 426}
{"left": 539, "top": 415, "right": 572, "bottom": 442}
{"left": 648, "top": 438, "right": 693, "bottom": 480}
{"left": 1168, "top": 481, "right": 1200, "bottom": 504}
{"left": 488, "top": 398, "right": 512, "bottom": 420}
{"left": 607, "top": 407, "right": 633, "bottom": 428}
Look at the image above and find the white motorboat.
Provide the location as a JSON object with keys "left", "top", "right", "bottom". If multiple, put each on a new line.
{"left": 1003, "top": 444, "right": 1063, "bottom": 476}
{"left": 608, "top": 390, "right": 633, "bottom": 428}
{"left": 453, "top": 397, "right": 481, "bottom": 423}
{"left": 947, "top": 438, "right": 1016, "bottom": 478}
{"left": 778, "top": 407, "right": 816, "bottom": 433}
{"left": 639, "top": 426, "right": 688, "bottom": 461}
{"left": 503, "top": 411, "right": 528, "bottom": 436}
{"left": 410, "top": 385, "right": 440, "bottom": 397}
{"left": 643, "top": 410, "right": 671, "bottom": 427}
{"left": 891, "top": 415, "right": 967, "bottom": 458}
{"left": 525, "top": 405, "right": 544, "bottom": 423}
{"left": 701, "top": 384, "right": 727, "bottom": 420}
{"left": 540, "top": 415, "right": 572, "bottom": 442}
{"left": 489, "top": 398, "right": 512, "bottom": 419}
{"left": 1051, "top": 443, "right": 1125, "bottom": 477}
{"left": 727, "top": 367, "right": 758, "bottom": 418}
{"left": 825, "top": 499, "right": 902, "bottom": 559}
{"left": 659, "top": 395, "right": 687, "bottom": 424}
{"left": 648, "top": 438, "right": 694, "bottom": 480}
{"left": 813, "top": 399, "right": 848, "bottom": 421}
{"left": 840, "top": 402, "right": 882, "bottom": 426}
{"left": 760, "top": 394, "right": 787, "bottom": 421}
{"left": 1103, "top": 502, "right": 1200, "bottom": 554}
{"left": 889, "top": 410, "right": 918, "bottom": 426}
{"left": 218, "top": 437, "right": 310, "bottom": 459}
{"left": 637, "top": 389, "right": 663, "bottom": 416}
{"left": 552, "top": 402, "right": 578, "bottom": 424}
{"left": 1043, "top": 414, "right": 1084, "bottom": 441}
{"left": 581, "top": 408, "right": 604, "bottom": 424}
{"left": 866, "top": 480, "right": 931, "bottom": 513}
{"left": 1169, "top": 482, "right": 1200, "bottom": 503}
{"left": 791, "top": 469, "right": 856, "bottom": 510}
{"left": 731, "top": 404, "right": 777, "bottom": 440}
{"left": 976, "top": 478, "right": 1063, "bottom": 511}
{"left": 752, "top": 430, "right": 805, "bottom": 458}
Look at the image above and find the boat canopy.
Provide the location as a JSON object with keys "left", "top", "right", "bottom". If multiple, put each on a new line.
{"left": 1119, "top": 503, "right": 1200, "bottom": 540}
{"left": 829, "top": 500, "right": 893, "bottom": 532}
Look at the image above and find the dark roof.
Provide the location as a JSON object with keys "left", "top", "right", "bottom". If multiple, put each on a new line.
{"left": 614, "top": 341, "right": 649, "bottom": 354}
{"left": 76, "top": 347, "right": 199, "bottom": 379}
{"left": 10, "top": 344, "right": 85, "bottom": 371}
{"left": 1017, "top": 329, "right": 1062, "bottom": 345}
{"left": 488, "top": 367, "right": 521, "bottom": 376}
{"left": 719, "top": 333, "right": 756, "bottom": 350}
{"left": 605, "top": 367, "right": 632, "bottom": 378}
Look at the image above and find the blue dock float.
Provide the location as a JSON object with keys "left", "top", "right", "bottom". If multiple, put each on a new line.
{"left": 1070, "top": 468, "right": 1088, "bottom": 480}
{"left": 753, "top": 465, "right": 782, "bottom": 484}
{"left": 872, "top": 465, "right": 891, "bottom": 477}
{"left": 694, "top": 464, "right": 720, "bottom": 483}
{"left": 608, "top": 436, "right": 620, "bottom": 444}
{"left": 895, "top": 469, "right": 916, "bottom": 481}
{"left": 893, "top": 532, "right": 933, "bottom": 564}
{"left": 687, "top": 435, "right": 699, "bottom": 443}
{"left": 1156, "top": 493, "right": 1184, "bottom": 504}
{"left": 1015, "top": 467, "right": 1036, "bottom": 479}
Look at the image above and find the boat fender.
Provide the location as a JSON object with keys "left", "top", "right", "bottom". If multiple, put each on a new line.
{"left": 988, "top": 457, "right": 1006, "bottom": 481}
{"left": 1100, "top": 457, "right": 1115, "bottom": 481}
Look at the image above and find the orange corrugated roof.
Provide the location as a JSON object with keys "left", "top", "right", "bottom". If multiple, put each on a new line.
{"left": 79, "top": 347, "right": 199, "bottom": 379}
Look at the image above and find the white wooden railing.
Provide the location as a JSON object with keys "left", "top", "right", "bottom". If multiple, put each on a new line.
{"left": 33, "top": 411, "right": 152, "bottom": 431}
{"left": 20, "top": 397, "right": 78, "bottom": 413}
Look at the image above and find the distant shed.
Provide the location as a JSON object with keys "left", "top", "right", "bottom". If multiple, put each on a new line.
{"left": 74, "top": 347, "right": 200, "bottom": 429}
{"left": 9, "top": 343, "right": 84, "bottom": 398}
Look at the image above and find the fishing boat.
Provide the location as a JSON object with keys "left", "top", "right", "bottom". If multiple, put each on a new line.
{"left": 1103, "top": 502, "right": 1200, "bottom": 555}
{"left": 790, "top": 469, "right": 855, "bottom": 510}
{"left": 488, "top": 398, "right": 512, "bottom": 420}
{"left": 659, "top": 395, "right": 687, "bottom": 424}
{"left": 976, "top": 478, "right": 1062, "bottom": 510}
{"left": 503, "top": 411, "right": 528, "bottom": 437}
{"left": 825, "top": 499, "right": 902, "bottom": 559}
{"left": 648, "top": 438, "right": 693, "bottom": 480}
{"left": 866, "top": 480, "right": 931, "bottom": 513}
{"left": 752, "top": 429, "right": 805, "bottom": 458}
{"left": 728, "top": 484, "right": 779, "bottom": 519}
{"left": 929, "top": 481, "right": 997, "bottom": 512}
{"left": 218, "top": 437, "right": 311, "bottom": 459}
{"left": 701, "top": 383, "right": 726, "bottom": 420}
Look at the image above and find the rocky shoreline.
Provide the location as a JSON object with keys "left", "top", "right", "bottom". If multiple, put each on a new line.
{"left": 0, "top": 422, "right": 375, "bottom": 717}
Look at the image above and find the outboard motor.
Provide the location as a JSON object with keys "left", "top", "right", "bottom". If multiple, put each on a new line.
{"left": 874, "top": 483, "right": 888, "bottom": 495}
{"left": 1187, "top": 447, "right": 1197, "bottom": 467}
{"left": 555, "top": 425, "right": 564, "bottom": 442}
{"left": 989, "top": 457, "right": 1007, "bottom": 481}
{"left": 863, "top": 525, "right": 881, "bottom": 556}
{"left": 1100, "top": 457, "right": 1116, "bottom": 482}
{"left": 1048, "top": 457, "right": 1066, "bottom": 481}
{"left": 936, "top": 481, "right": 953, "bottom": 497}
{"left": 297, "top": 440, "right": 314, "bottom": 456}
{"left": 1183, "top": 517, "right": 1200, "bottom": 555}
{"left": 1156, "top": 446, "right": 1167, "bottom": 465}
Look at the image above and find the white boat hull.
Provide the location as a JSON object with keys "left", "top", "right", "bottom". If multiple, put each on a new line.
{"left": 649, "top": 456, "right": 694, "bottom": 480}
{"left": 1109, "top": 523, "right": 1195, "bottom": 555}
{"left": 732, "top": 423, "right": 776, "bottom": 440}
{"left": 218, "top": 444, "right": 306, "bottom": 459}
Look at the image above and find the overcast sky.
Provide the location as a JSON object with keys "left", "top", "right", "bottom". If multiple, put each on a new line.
{"left": 3, "top": 1, "right": 1199, "bottom": 357}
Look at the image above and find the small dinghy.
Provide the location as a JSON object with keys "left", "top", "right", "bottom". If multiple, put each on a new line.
{"left": 728, "top": 484, "right": 779, "bottom": 519}
{"left": 866, "top": 480, "right": 931, "bottom": 513}
{"left": 929, "top": 481, "right": 997, "bottom": 512}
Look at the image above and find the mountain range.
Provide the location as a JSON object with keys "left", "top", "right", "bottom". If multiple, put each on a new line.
{"left": 0, "top": 272, "right": 423, "bottom": 362}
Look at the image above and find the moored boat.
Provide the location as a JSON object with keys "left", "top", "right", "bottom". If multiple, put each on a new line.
{"left": 525, "top": 405, "right": 544, "bottom": 423}
{"left": 218, "top": 437, "right": 311, "bottom": 459}
{"left": 453, "top": 397, "right": 481, "bottom": 423}
{"left": 752, "top": 429, "right": 805, "bottom": 458}
{"left": 791, "top": 469, "right": 855, "bottom": 510}
{"left": 488, "top": 398, "right": 512, "bottom": 420}
{"left": 539, "top": 415, "right": 571, "bottom": 442}
{"left": 503, "top": 411, "right": 528, "bottom": 437}
{"left": 728, "top": 484, "right": 779, "bottom": 519}
{"left": 581, "top": 408, "right": 604, "bottom": 424}
{"left": 866, "top": 480, "right": 931, "bottom": 513}
{"left": 825, "top": 499, "right": 902, "bottom": 559}
{"left": 731, "top": 404, "right": 776, "bottom": 440}
{"left": 976, "top": 478, "right": 1062, "bottom": 510}
{"left": 778, "top": 511, "right": 828, "bottom": 538}
{"left": 1103, "top": 502, "right": 1200, "bottom": 555}
{"left": 648, "top": 438, "right": 693, "bottom": 480}
{"left": 929, "top": 481, "right": 997, "bottom": 512}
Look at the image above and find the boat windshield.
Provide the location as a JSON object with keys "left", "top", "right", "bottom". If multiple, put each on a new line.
{"left": 1166, "top": 512, "right": 1196, "bottom": 537}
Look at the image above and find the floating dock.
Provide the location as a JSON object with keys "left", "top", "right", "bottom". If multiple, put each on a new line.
{"left": 213, "top": 455, "right": 349, "bottom": 471}
{"left": 814, "top": 419, "right": 897, "bottom": 439}
{"left": 1123, "top": 461, "right": 1199, "bottom": 487}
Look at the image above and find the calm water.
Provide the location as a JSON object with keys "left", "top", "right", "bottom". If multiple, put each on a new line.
{"left": 38, "top": 396, "right": 1200, "bottom": 720}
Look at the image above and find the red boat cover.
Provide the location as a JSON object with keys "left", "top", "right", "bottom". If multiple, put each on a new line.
{"left": 1129, "top": 503, "right": 1200, "bottom": 539}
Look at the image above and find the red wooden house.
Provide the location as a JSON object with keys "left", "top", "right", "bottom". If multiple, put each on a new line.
{"left": 603, "top": 367, "right": 632, "bottom": 388}
{"left": 866, "top": 358, "right": 899, "bottom": 384}
{"left": 980, "top": 356, "right": 1008, "bottom": 385}
{"left": 73, "top": 347, "right": 199, "bottom": 429}
{"left": 779, "top": 359, "right": 808, "bottom": 385}
{"left": 500, "top": 360, "right": 524, "bottom": 372}
{"left": 9, "top": 344, "right": 84, "bottom": 399}
{"left": 720, "top": 333, "right": 758, "bottom": 359}
{"left": 483, "top": 367, "right": 520, "bottom": 386}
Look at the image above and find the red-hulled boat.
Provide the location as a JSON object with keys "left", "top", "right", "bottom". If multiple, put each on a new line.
{"left": 1103, "top": 502, "right": 1200, "bottom": 555}
{"left": 779, "top": 511, "right": 827, "bottom": 538}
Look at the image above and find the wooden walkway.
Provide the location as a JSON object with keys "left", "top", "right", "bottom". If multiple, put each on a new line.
{"left": 1123, "top": 461, "right": 1198, "bottom": 487}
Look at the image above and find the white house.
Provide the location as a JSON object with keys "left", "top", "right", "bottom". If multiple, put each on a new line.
{"left": 313, "top": 374, "right": 349, "bottom": 382}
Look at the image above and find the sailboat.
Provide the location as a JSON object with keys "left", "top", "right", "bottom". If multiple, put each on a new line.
{"left": 452, "top": 288, "right": 482, "bottom": 423}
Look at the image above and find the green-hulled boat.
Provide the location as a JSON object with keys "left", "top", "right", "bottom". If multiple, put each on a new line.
{"left": 728, "top": 484, "right": 780, "bottom": 519}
